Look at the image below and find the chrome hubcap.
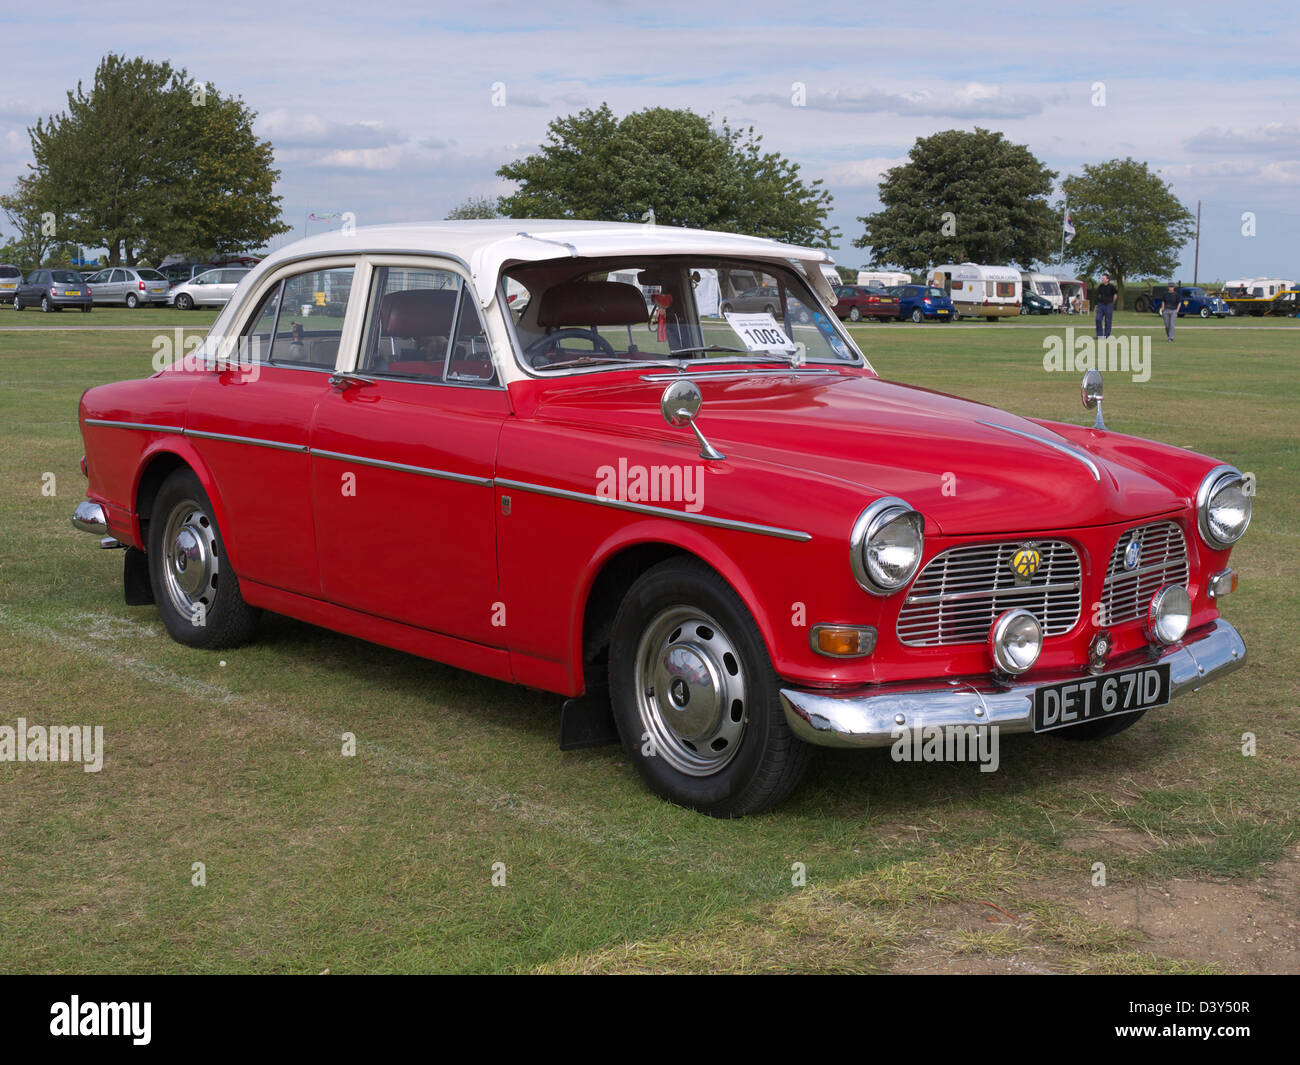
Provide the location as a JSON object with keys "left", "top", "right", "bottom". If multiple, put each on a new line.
{"left": 635, "top": 606, "right": 748, "bottom": 776}
{"left": 162, "top": 499, "right": 219, "bottom": 620}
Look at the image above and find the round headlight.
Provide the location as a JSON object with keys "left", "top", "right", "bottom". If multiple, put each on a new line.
{"left": 850, "top": 497, "right": 924, "bottom": 595}
{"left": 1196, "top": 465, "right": 1252, "bottom": 549}
{"left": 988, "top": 609, "right": 1043, "bottom": 675}
{"left": 1146, "top": 584, "right": 1191, "bottom": 646}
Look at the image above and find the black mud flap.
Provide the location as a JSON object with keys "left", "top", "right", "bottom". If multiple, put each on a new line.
{"left": 123, "top": 546, "right": 154, "bottom": 606}
{"left": 559, "top": 684, "right": 619, "bottom": 750}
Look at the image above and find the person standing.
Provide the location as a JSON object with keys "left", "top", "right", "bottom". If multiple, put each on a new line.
{"left": 1161, "top": 283, "right": 1180, "bottom": 341}
{"left": 1094, "top": 273, "right": 1118, "bottom": 338}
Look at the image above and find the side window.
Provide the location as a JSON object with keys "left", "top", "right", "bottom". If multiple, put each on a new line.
{"left": 359, "top": 266, "right": 496, "bottom": 386}
{"left": 242, "top": 266, "right": 354, "bottom": 369}
{"left": 111, "top": 269, "right": 127, "bottom": 283}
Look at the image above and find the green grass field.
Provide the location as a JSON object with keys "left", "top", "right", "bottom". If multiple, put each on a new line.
{"left": 0, "top": 313, "right": 1295, "bottom": 973}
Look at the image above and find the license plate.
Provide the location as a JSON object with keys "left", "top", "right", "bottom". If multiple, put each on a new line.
{"left": 64, "top": 290, "right": 82, "bottom": 296}
{"left": 1032, "top": 664, "right": 1171, "bottom": 733}
{"left": 0, "top": 283, "right": 14, "bottom": 290}
{"left": 150, "top": 287, "right": 164, "bottom": 293}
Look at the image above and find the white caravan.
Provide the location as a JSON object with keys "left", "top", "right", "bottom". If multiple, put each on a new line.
{"left": 1020, "top": 270, "right": 1064, "bottom": 310}
{"left": 929, "top": 263, "right": 1022, "bottom": 319}
{"left": 856, "top": 270, "right": 912, "bottom": 288}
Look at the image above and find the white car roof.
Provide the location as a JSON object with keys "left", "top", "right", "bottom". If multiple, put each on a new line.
{"left": 247, "top": 220, "right": 837, "bottom": 308}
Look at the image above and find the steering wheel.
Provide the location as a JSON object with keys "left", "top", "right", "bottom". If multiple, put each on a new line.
{"left": 526, "top": 328, "right": 617, "bottom": 367}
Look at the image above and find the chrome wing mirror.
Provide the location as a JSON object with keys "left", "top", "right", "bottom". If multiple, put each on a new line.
{"left": 1081, "top": 369, "right": 1105, "bottom": 430}
{"left": 661, "top": 380, "right": 724, "bottom": 461}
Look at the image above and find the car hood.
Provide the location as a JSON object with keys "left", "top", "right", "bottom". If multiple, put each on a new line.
{"left": 524, "top": 370, "right": 1183, "bottom": 535}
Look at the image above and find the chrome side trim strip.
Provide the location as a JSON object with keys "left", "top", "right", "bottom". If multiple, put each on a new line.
{"left": 311, "top": 448, "right": 494, "bottom": 487}
{"left": 84, "top": 418, "right": 182, "bottom": 435}
{"left": 495, "top": 478, "right": 812, "bottom": 542}
{"left": 977, "top": 420, "right": 1102, "bottom": 482}
{"left": 187, "top": 429, "right": 308, "bottom": 453}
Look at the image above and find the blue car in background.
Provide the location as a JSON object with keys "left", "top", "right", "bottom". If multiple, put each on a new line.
{"left": 890, "top": 284, "right": 955, "bottom": 323}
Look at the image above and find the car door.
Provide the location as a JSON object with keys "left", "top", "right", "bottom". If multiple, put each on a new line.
{"left": 184, "top": 260, "right": 362, "bottom": 597}
{"left": 310, "top": 259, "right": 511, "bottom": 645}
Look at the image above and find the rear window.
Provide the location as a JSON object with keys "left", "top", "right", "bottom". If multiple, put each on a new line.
{"left": 926, "top": 287, "right": 945, "bottom": 299}
{"left": 0, "top": 266, "right": 20, "bottom": 279}
{"left": 137, "top": 269, "right": 166, "bottom": 281}
{"left": 51, "top": 270, "right": 83, "bottom": 283}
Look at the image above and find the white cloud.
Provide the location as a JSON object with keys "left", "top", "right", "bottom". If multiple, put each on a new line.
{"left": 256, "top": 110, "right": 405, "bottom": 150}
{"left": 312, "top": 145, "right": 405, "bottom": 171}
{"left": 1185, "top": 122, "right": 1300, "bottom": 156}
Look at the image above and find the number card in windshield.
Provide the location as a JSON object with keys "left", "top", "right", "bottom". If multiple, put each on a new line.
{"left": 724, "top": 312, "right": 796, "bottom": 353}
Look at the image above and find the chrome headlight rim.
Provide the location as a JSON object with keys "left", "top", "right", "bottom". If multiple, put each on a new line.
{"left": 1196, "top": 464, "right": 1251, "bottom": 550}
{"left": 1146, "top": 583, "right": 1191, "bottom": 646}
{"left": 850, "top": 496, "right": 924, "bottom": 596}
{"left": 988, "top": 608, "right": 1044, "bottom": 676}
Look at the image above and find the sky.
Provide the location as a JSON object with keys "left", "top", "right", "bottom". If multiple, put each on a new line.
{"left": 1, "top": 0, "right": 1297, "bottom": 282}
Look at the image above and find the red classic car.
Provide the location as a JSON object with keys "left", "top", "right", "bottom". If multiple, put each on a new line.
{"left": 71, "top": 221, "right": 1252, "bottom": 816}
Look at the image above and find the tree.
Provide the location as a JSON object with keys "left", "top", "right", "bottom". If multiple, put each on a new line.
{"left": 26, "top": 54, "right": 288, "bottom": 266}
{"left": 0, "top": 174, "right": 58, "bottom": 268}
{"left": 498, "top": 105, "right": 838, "bottom": 246}
{"left": 445, "top": 195, "right": 502, "bottom": 219}
{"left": 1060, "top": 158, "right": 1195, "bottom": 292}
{"left": 854, "top": 128, "right": 1058, "bottom": 270}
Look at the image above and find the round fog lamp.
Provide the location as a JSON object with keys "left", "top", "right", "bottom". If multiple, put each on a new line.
{"left": 988, "top": 609, "right": 1043, "bottom": 676}
{"left": 1146, "top": 585, "right": 1191, "bottom": 646}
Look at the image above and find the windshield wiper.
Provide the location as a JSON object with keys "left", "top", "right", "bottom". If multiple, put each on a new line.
{"left": 537, "top": 356, "right": 685, "bottom": 371}
{"left": 668, "top": 345, "right": 749, "bottom": 357}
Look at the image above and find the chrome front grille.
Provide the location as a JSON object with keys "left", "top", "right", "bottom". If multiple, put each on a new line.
{"left": 1102, "top": 522, "right": 1189, "bottom": 625}
{"left": 897, "top": 540, "right": 1082, "bottom": 647}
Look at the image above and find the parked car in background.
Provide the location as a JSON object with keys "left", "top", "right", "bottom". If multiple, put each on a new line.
{"left": 167, "top": 267, "right": 251, "bottom": 310}
{"left": 1020, "top": 290, "right": 1055, "bottom": 315}
{"left": 1138, "top": 285, "right": 1228, "bottom": 318}
{"left": 891, "top": 283, "right": 955, "bottom": 323}
{"left": 12, "top": 268, "right": 92, "bottom": 312}
{"left": 158, "top": 262, "right": 216, "bottom": 286}
{"left": 719, "top": 283, "right": 781, "bottom": 316}
{"left": 1019, "top": 271, "right": 1064, "bottom": 311}
{"left": 71, "top": 220, "right": 1254, "bottom": 816}
{"left": 0, "top": 264, "right": 22, "bottom": 304}
{"left": 832, "top": 283, "right": 886, "bottom": 321}
{"left": 84, "top": 267, "right": 170, "bottom": 307}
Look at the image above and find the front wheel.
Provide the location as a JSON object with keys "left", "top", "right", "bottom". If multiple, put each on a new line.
{"left": 1199, "top": 306, "right": 1210, "bottom": 318}
{"left": 148, "top": 468, "right": 260, "bottom": 649}
{"left": 176, "top": 293, "right": 194, "bottom": 311}
{"left": 41, "top": 296, "right": 53, "bottom": 312}
{"left": 607, "top": 558, "right": 810, "bottom": 817}
{"left": 12, "top": 296, "right": 21, "bottom": 311}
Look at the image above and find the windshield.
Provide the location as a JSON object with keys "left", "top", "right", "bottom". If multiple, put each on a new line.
{"left": 504, "top": 256, "right": 864, "bottom": 373}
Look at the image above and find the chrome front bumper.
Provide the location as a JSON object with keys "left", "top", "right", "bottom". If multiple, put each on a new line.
{"left": 780, "top": 619, "right": 1247, "bottom": 748}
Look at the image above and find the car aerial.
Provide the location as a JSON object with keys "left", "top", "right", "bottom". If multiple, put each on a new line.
{"left": 71, "top": 220, "right": 1253, "bottom": 817}
{"left": 832, "top": 283, "right": 886, "bottom": 322}
{"left": 1019, "top": 290, "right": 1054, "bottom": 315}
{"left": 0, "top": 263, "right": 23, "bottom": 304}
{"left": 13, "top": 268, "right": 92, "bottom": 312}
{"left": 84, "top": 266, "right": 171, "bottom": 308}
{"left": 890, "top": 283, "right": 955, "bottom": 323}
{"left": 168, "top": 267, "right": 251, "bottom": 310}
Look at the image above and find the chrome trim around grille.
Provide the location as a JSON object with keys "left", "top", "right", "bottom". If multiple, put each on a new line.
{"left": 1102, "top": 521, "right": 1189, "bottom": 625}
{"left": 780, "top": 619, "right": 1246, "bottom": 748}
{"left": 897, "top": 539, "right": 1082, "bottom": 646}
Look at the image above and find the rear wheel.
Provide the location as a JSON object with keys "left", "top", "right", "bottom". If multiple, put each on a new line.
{"left": 126, "top": 292, "right": 139, "bottom": 308}
{"left": 41, "top": 296, "right": 53, "bottom": 312}
{"left": 848, "top": 307, "right": 861, "bottom": 322}
{"left": 147, "top": 468, "right": 260, "bottom": 649}
{"left": 1051, "top": 710, "right": 1146, "bottom": 741}
{"left": 608, "top": 558, "right": 810, "bottom": 817}
{"left": 911, "top": 308, "right": 924, "bottom": 323}
{"left": 12, "top": 296, "right": 21, "bottom": 311}
{"left": 1019, "top": 304, "right": 1028, "bottom": 315}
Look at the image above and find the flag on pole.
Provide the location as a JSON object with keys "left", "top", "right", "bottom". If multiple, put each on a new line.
{"left": 1063, "top": 209, "right": 1076, "bottom": 244}
{"left": 308, "top": 212, "right": 341, "bottom": 222}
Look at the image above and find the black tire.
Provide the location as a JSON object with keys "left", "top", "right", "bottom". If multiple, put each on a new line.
{"left": 911, "top": 308, "right": 924, "bottom": 323}
{"left": 607, "top": 557, "right": 810, "bottom": 817}
{"left": 1051, "top": 709, "right": 1146, "bottom": 741}
{"left": 147, "top": 468, "right": 260, "bottom": 649}
{"left": 176, "top": 293, "right": 194, "bottom": 311}
{"left": 1134, "top": 297, "right": 1149, "bottom": 313}
{"left": 762, "top": 304, "right": 775, "bottom": 317}
{"left": 12, "top": 296, "right": 21, "bottom": 311}
{"left": 126, "top": 292, "right": 139, "bottom": 308}
{"left": 1199, "top": 306, "right": 1210, "bottom": 319}
{"left": 1020, "top": 304, "right": 1028, "bottom": 315}
{"left": 848, "top": 307, "right": 861, "bottom": 322}
{"left": 41, "top": 296, "right": 53, "bottom": 312}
